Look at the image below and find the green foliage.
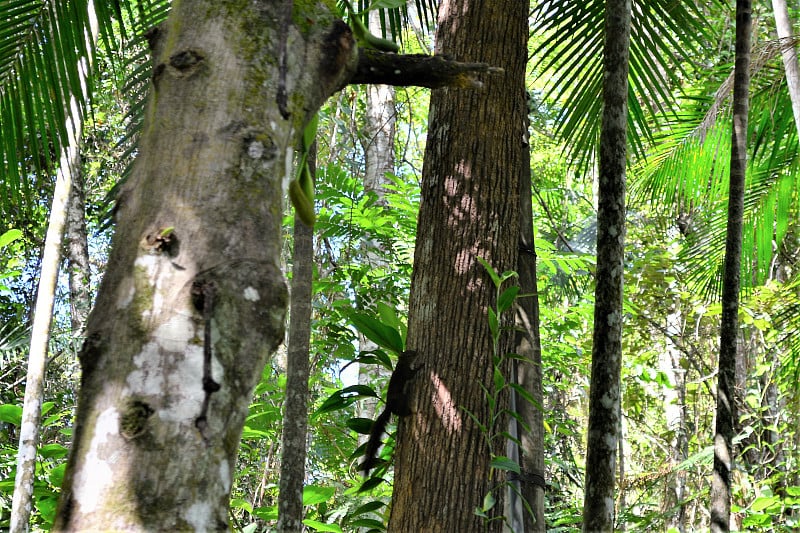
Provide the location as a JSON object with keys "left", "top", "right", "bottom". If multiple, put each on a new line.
{"left": 0, "top": 401, "right": 73, "bottom": 530}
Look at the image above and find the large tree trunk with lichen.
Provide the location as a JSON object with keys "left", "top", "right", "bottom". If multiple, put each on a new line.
{"left": 53, "top": 1, "right": 355, "bottom": 529}
{"left": 388, "top": 0, "right": 528, "bottom": 530}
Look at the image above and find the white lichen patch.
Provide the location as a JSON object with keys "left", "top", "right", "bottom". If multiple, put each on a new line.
{"left": 72, "top": 407, "right": 119, "bottom": 513}
{"left": 600, "top": 391, "right": 616, "bottom": 410}
{"left": 219, "top": 459, "right": 231, "bottom": 492}
{"left": 153, "top": 312, "right": 196, "bottom": 353}
{"left": 248, "top": 141, "right": 264, "bottom": 159}
{"left": 184, "top": 500, "right": 213, "bottom": 531}
{"left": 128, "top": 342, "right": 167, "bottom": 395}
{"left": 160, "top": 342, "right": 205, "bottom": 422}
{"left": 134, "top": 253, "right": 160, "bottom": 277}
{"left": 116, "top": 277, "right": 135, "bottom": 309}
{"left": 243, "top": 286, "right": 260, "bottom": 301}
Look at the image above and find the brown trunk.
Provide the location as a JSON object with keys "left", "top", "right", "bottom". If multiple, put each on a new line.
{"left": 388, "top": 0, "right": 528, "bottom": 530}
{"left": 711, "top": 1, "right": 751, "bottom": 531}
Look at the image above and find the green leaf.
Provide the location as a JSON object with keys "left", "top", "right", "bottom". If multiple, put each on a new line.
{"left": 481, "top": 491, "right": 496, "bottom": 512}
{"left": 490, "top": 455, "right": 521, "bottom": 474}
{"left": 39, "top": 443, "right": 68, "bottom": 459}
{"left": 488, "top": 307, "right": 498, "bottom": 339}
{"left": 303, "top": 519, "right": 343, "bottom": 532}
{"left": 0, "top": 404, "right": 22, "bottom": 426}
{"left": 477, "top": 256, "right": 501, "bottom": 288}
{"left": 252, "top": 505, "right": 278, "bottom": 520}
{"left": 303, "top": 112, "right": 319, "bottom": 151}
{"left": 367, "top": 0, "right": 407, "bottom": 10}
{"left": 348, "top": 417, "right": 375, "bottom": 434}
{"left": 348, "top": 518, "right": 385, "bottom": 529}
{"left": 346, "top": 311, "right": 404, "bottom": 353}
{"left": 303, "top": 485, "right": 336, "bottom": 506}
{"left": 314, "top": 385, "right": 379, "bottom": 416}
{"left": 47, "top": 463, "right": 66, "bottom": 487}
{"left": 350, "top": 500, "right": 386, "bottom": 517}
{"left": 750, "top": 495, "right": 780, "bottom": 513}
{"left": 230, "top": 498, "right": 254, "bottom": 514}
{"left": 358, "top": 476, "right": 386, "bottom": 492}
{"left": 0, "top": 228, "right": 22, "bottom": 248}
{"left": 497, "top": 285, "right": 520, "bottom": 314}
{"left": 493, "top": 367, "right": 505, "bottom": 392}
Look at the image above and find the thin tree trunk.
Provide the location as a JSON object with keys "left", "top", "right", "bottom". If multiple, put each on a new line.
{"left": 582, "top": 0, "right": 631, "bottom": 531}
{"left": 357, "top": 27, "right": 396, "bottom": 440}
{"left": 389, "top": 0, "right": 528, "bottom": 530}
{"left": 662, "top": 303, "right": 687, "bottom": 533}
{"left": 66, "top": 156, "right": 91, "bottom": 336}
{"left": 513, "top": 141, "right": 546, "bottom": 532}
{"left": 711, "top": 1, "right": 751, "bottom": 531}
{"left": 771, "top": 0, "right": 800, "bottom": 137}
{"left": 277, "top": 142, "right": 316, "bottom": 533}
{"left": 10, "top": 4, "right": 97, "bottom": 529}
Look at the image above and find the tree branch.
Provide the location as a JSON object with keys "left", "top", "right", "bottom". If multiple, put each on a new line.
{"left": 349, "top": 49, "right": 503, "bottom": 88}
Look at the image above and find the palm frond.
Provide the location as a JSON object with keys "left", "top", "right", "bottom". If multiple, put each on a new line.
{"left": 633, "top": 46, "right": 800, "bottom": 299}
{"left": 531, "top": 0, "right": 724, "bottom": 174}
{"left": 0, "top": 0, "right": 107, "bottom": 225}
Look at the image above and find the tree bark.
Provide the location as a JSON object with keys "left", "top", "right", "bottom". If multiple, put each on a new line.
{"left": 771, "top": 0, "right": 800, "bottom": 137}
{"left": 711, "top": 1, "right": 751, "bottom": 531}
{"left": 388, "top": 0, "right": 528, "bottom": 530}
{"left": 54, "top": 2, "right": 355, "bottom": 529}
{"left": 66, "top": 157, "right": 91, "bottom": 336}
{"left": 277, "top": 142, "right": 316, "bottom": 533}
{"left": 512, "top": 127, "right": 546, "bottom": 532}
{"left": 582, "top": 0, "right": 631, "bottom": 531}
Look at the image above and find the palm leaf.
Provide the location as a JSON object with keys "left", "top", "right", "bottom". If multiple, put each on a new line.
{"left": 633, "top": 38, "right": 800, "bottom": 299}
{"left": 0, "top": 0, "right": 109, "bottom": 224}
{"left": 531, "top": 0, "right": 723, "bottom": 174}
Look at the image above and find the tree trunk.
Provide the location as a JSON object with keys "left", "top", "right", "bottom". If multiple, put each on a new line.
{"left": 582, "top": 0, "right": 631, "bottom": 531}
{"left": 66, "top": 156, "right": 91, "bottom": 336}
{"left": 661, "top": 302, "right": 687, "bottom": 533}
{"left": 711, "top": 1, "right": 751, "bottom": 531}
{"left": 357, "top": 38, "right": 396, "bottom": 440}
{"left": 388, "top": 0, "right": 528, "bottom": 530}
{"left": 277, "top": 143, "right": 316, "bottom": 533}
{"left": 54, "top": 1, "right": 355, "bottom": 529}
{"left": 771, "top": 0, "right": 800, "bottom": 137}
{"left": 513, "top": 133, "right": 546, "bottom": 532}
{"left": 11, "top": 4, "right": 97, "bottom": 528}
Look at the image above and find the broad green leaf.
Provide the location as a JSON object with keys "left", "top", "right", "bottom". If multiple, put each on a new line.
{"left": 0, "top": 228, "right": 22, "bottom": 248}
{"left": 346, "top": 311, "right": 403, "bottom": 353}
{"left": 0, "top": 404, "right": 22, "bottom": 426}
{"left": 303, "top": 519, "right": 343, "bottom": 532}
{"left": 303, "top": 484, "right": 336, "bottom": 506}
{"left": 490, "top": 455, "right": 521, "bottom": 474}
{"left": 498, "top": 285, "right": 520, "bottom": 314}
{"left": 350, "top": 500, "right": 386, "bottom": 516}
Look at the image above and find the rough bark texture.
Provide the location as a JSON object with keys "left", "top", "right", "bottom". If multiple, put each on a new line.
{"left": 54, "top": 1, "right": 356, "bottom": 529}
{"left": 711, "top": 1, "right": 751, "bottom": 531}
{"left": 582, "top": 0, "right": 631, "bottom": 531}
{"left": 388, "top": 0, "right": 528, "bottom": 530}
{"left": 277, "top": 144, "right": 315, "bottom": 533}
{"left": 514, "top": 158, "right": 546, "bottom": 532}
{"left": 66, "top": 160, "right": 92, "bottom": 335}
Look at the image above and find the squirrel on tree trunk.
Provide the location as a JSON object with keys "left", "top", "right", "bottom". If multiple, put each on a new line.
{"left": 360, "top": 350, "right": 420, "bottom": 476}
